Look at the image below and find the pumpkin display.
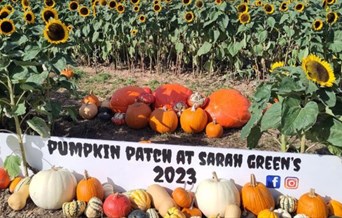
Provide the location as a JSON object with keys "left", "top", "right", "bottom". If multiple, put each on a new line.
{"left": 102, "top": 182, "right": 115, "bottom": 199}
{"left": 278, "top": 195, "right": 297, "bottom": 213}
{"left": 241, "top": 174, "right": 275, "bottom": 215}
{"left": 257, "top": 209, "right": 279, "bottom": 218}
{"left": 60, "top": 68, "right": 74, "bottom": 79}
{"left": 149, "top": 107, "right": 179, "bottom": 134}
{"left": 7, "top": 183, "right": 30, "bottom": 211}
{"left": 328, "top": 199, "right": 342, "bottom": 217}
{"left": 85, "top": 197, "right": 103, "bottom": 218}
{"left": 146, "top": 184, "right": 177, "bottom": 217}
{"left": 128, "top": 189, "right": 152, "bottom": 211}
{"left": 204, "top": 88, "right": 251, "bottom": 128}
{"left": 29, "top": 167, "right": 77, "bottom": 209}
{"left": 146, "top": 208, "right": 160, "bottom": 218}
{"left": 180, "top": 105, "right": 208, "bottom": 134}
{"left": 137, "top": 93, "right": 155, "bottom": 105}
{"left": 0, "top": 167, "right": 11, "bottom": 189}
{"left": 195, "top": 171, "right": 240, "bottom": 217}
{"left": 82, "top": 92, "right": 101, "bottom": 107}
{"left": 296, "top": 188, "right": 328, "bottom": 218}
{"left": 103, "top": 193, "right": 132, "bottom": 218}
{"left": 9, "top": 176, "right": 22, "bottom": 193}
{"left": 172, "top": 186, "right": 193, "bottom": 208}
{"left": 187, "top": 92, "right": 208, "bottom": 108}
{"left": 164, "top": 207, "right": 186, "bottom": 218}
{"left": 173, "top": 101, "right": 188, "bottom": 117}
{"left": 79, "top": 103, "right": 98, "bottom": 120}
{"left": 273, "top": 208, "right": 291, "bottom": 218}
{"left": 62, "top": 200, "right": 86, "bottom": 218}
{"left": 111, "top": 112, "right": 126, "bottom": 125}
{"left": 110, "top": 86, "right": 147, "bottom": 113}
{"left": 128, "top": 209, "right": 148, "bottom": 218}
{"left": 224, "top": 204, "right": 242, "bottom": 218}
{"left": 76, "top": 170, "right": 104, "bottom": 202}
{"left": 125, "top": 102, "right": 152, "bottom": 129}
{"left": 153, "top": 83, "right": 193, "bottom": 109}
{"left": 205, "top": 119, "right": 223, "bottom": 138}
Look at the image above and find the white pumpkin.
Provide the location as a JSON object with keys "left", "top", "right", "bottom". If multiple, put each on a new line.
{"left": 293, "top": 214, "right": 309, "bottom": 218}
{"left": 29, "top": 167, "right": 77, "bottom": 209}
{"left": 195, "top": 171, "right": 240, "bottom": 217}
{"left": 273, "top": 208, "right": 292, "bottom": 218}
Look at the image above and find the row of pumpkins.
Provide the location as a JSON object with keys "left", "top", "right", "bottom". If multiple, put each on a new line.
{"left": 1, "top": 167, "right": 342, "bottom": 218}
{"left": 78, "top": 84, "right": 252, "bottom": 138}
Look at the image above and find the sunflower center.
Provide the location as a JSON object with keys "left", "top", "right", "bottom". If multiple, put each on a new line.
{"left": 118, "top": 5, "right": 124, "bottom": 11}
{"left": 185, "top": 13, "right": 193, "bottom": 21}
{"left": 44, "top": 11, "right": 56, "bottom": 22}
{"left": 306, "top": 61, "right": 329, "bottom": 82}
{"left": 0, "top": 11, "right": 9, "bottom": 19}
{"left": 281, "top": 3, "right": 287, "bottom": 10}
{"left": 23, "top": 0, "right": 29, "bottom": 6}
{"left": 314, "top": 21, "right": 321, "bottom": 29}
{"left": 70, "top": 2, "right": 78, "bottom": 10}
{"left": 183, "top": 0, "right": 190, "bottom": 4}
{"left": 26, "top": 14, "right": 33, "bottom": 21}
{"left": 109, "top": 1, "right": 116, "bottom": 8}
{"left": 80, "top": 7, "right": 89, "bottom": 15}
{"left": 45, "top": 0, "right": 54, "bottom": 7}
{"left": 296, "top": 4, "right": 303, "bottom": 10}
{"left": 265, "top": 5, "right": 272, "bottom": 12}
{"left": 327, "top": 13, "right": 336, "bottom": 23}
{"left": 132, "top": 0, "right": 138, "bottom": 3}
{"left": 154, "top": 5, "right": 160, "bottom": 11}
{"left": 47, "top": 23, "right": 66, "bottom": 41}
{"left": 1, "top": 21, "right": 14, "bottom": 33}
{"left": 196, "top": 1, "right": 203, "bottom": 8}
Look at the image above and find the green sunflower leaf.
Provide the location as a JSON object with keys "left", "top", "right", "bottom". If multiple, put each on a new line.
{"left": 4, "top": 155, "right": 22, "bottom": 180}
{"left": 26, "top": 116, "right": 50, "bottom": 138}
{"left": 197, "top": 42, "right": 212, "bottom": 56}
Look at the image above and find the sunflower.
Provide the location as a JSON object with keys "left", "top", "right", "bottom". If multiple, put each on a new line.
{"left": 312, "top": 19, "right": 323, "bottom": 31}
{"left": 270, "top": 61, "right": 285, "bottom": 73}
{"left": 195, "top": 0, "right": 204, "bottom": 8}
{"left": 67, "top": 25, "right": 73, "bottom": 31}
{"left": 3, "top": 4, "right": 14, "bottom": 13}
{"left": 99, "top": 0, "right": 106, "bottom": 6}
{"left": 237, "top": 3, "right": 248, "bottom": 13}
{"left": 279, "top": 2, "right": 288, "bottom": 12}
{"left": 154, "top": 0, "right": 160, "bottom": 4}
{"left": 327, "top": 0, "right": 335, "bottom": 5}
{"left": 108, "top": 0, "right": 117, "bottom": 9}
{"left": 130, "top": 28, "right": 138, "bottom": 36}
{"left": 21, "top": 0, "right": 30, "bottom": 9}
{"left": 23, "top": 10, "right": 35, "bottom": 24}
{"left": 302, "top": 54, "right": 335, "bottom": 87}
{"left": 41, "top": 7, "right": 58, "bottom": 23}
{"left": 0, "top": 8, "right": 11, "bottom": 19}
{"left": 294, "top": 2, "right": 304, "bottom": 12}
{"left": 263, "top": 3, "right": 274, "bottom": 14}
{"left": 326, "top": 12, "right": 338, "bottom": 25}
{"left": 0, "top": 18, "right": 15, "bottom": 36}
{"left": 69, "top": 1, "right": 79, "bottom": 11}
{"left": 116, "top": 3, "right": 125, "bottom": 13}
{"left": 254, "top": 0, "right": 262, "bottom": 7}
{"left": 138, "top": 14, "right": 146, "bottom": 23}
{"left": 184, "top": 11, "right": 194, "bottom": 23}
{"left": 130, "top": 0, "right": 139, "bottom": 4}
{"left": 215, "top": 0, "right": 222, "bottom": 5}
{"left": 44, "top": 0, "right": 56, "bottom": 8}
{"left": 153, "top": 4, "right": 162, "bottom": 13}
{"left": 165, "top": 0, "right": 172, "bottom": 3}
{"left": 133, "top": 5, "right": 139, "bottom": 12}
{"left": 78, "top": 6, "right": 90, "bottom": 17}
{"left": 238, "top": 12, "right": 250, "bottom": 24}
{"left": 43, "top": 19, "right": 69, "bottom": 44}
{"left": 11, "top": 0, "right": 17, "bottom": 2}
{"left": 182, "top": 0, "right": 192, "bottom": 6}
{"left": 242, "top": 0, "right": 249, "bottom": 3}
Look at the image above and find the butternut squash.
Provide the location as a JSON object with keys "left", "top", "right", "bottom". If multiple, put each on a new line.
{"left": 8, "top": 184, "right": 30, "bottom": 211}
{"left": 146, "top": 184, "right": 177, "bottom": 217}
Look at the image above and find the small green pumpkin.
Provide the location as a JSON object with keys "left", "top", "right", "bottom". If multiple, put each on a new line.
{"left": 85, "top": 197, "right": 103, "bottom": 218}
{"left": 146, "top": 208, "right": 160, "bottom": 218}
{"left": 62, "top": 200, "right": 86, "bottom": 218}
{"left": 278, "top": 195, "right": 298, "bottom": 213}
{"left": 128, "top": 209, "right": 148, "bottom": 218}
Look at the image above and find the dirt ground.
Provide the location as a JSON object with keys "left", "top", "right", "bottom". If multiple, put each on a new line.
{"left": 0, "top": 67, "right": 329, "bottom": 217}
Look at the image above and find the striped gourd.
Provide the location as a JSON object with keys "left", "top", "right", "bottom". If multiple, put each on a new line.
{"left": 85, "top": 197, "right": 103, "bottom": 218}
{"left": 278, "top": 195, "right": 298, "bottom": 213}
{"left": 14, "top": 176, "right": 31, "bottom": 193}
{"left": 146, "top": 208, "right": 159, "bottom": 218}
{"left": 62, "top": 200, "right": 86, "bottom": 218}
{"left": 129, "top": 189, "right": 152, "bottom": 211}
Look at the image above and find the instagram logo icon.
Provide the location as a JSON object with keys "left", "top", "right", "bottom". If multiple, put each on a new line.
{"left": 284, "top": 177, "right": 299, "bottom": 189}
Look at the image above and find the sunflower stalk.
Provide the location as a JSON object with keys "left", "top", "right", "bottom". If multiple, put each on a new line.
{"left": 300, "top": 132, "right": 306, "bottom": 153}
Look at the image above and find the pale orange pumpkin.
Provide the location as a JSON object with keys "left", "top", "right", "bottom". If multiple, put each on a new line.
{"left": 205, "top": 119, "right": 223, "bottom": 138}
{"left": 125, "top": 102, "right": 152, "bottom": 129}
{"left": 180, "top": 105, "right": 208, "bottom": 134}
{"left": 149, "top": 107, "right": 179, "bottom": 134}
{"left": 172, "top": 187, "right": 193, "bottom": 208}
{"left": 241, "top": 174, "right": 275, "bottom": 215}
{"left": 82, "top": 92, "right": 100, "bottom": 107}
{"left": 328, "top": 199, "right": 342, "bottom": 216}
{"left": 296, "top": 188, "right": 328, "bottom": 218}
{"left": 181, "top": 206, "right": 202, "bottom": 218}
{"left": 257, "top": 208, "right": 278, "bottom": 218}
{"left": 76, "top": 170, "right": 104, "bottom": 203}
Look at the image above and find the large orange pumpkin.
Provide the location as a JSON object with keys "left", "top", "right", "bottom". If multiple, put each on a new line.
{"left": 241, "top": 174, "right": 275, "bottom": 215}
{"left": 296, "top": 188, "right": 328, "bottom": 218}
{"left": 153, "top": 84, "right": 193, "bottom": 109}
{"left": 76, "top": 170, "right": 104, "bottom": 202}
{"left": 204, "top": 89, "right": 251, "bottom": 128}
{"left": 125, "top": 102, "right": 152, "bottom": 129}
{"left": 180, "top": 106, "right": 208, "bottom": 134}
{"left": 149, "top": 107, "right": 179, "bottom": 133}
{"left": 110, "top": 86, "right": 147, "bottom": 113}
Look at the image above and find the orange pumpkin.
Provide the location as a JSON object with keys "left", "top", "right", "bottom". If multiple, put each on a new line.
{"left": 82, "top": 92, "right": 100, "bottom": 107}
{"left": 60, "top": 68, "right": 74, "bottom": 79}
{"left": 296, "top": 188, "right": 328, "bottom": 218}
{"left": 172, "top": 187, "right": 193, "bottom": 208}
{"left": 181, "top": 207, "right": 202, "bottom": 218}
{"left": 241, "top": 174, "right": 275, "bottom": 215}
{"left": 205, "top": 119, "right": 223, "bottom": 138}
{"left": 9, "top": 176, "right": 22, "bottom": 193}
{"left": 328, "top": 199, "right": 342, "bottom": 216}
{"left": 110, "top": 86, "right": 147, "bottom": 113}
{"left": 153, "top": 84, "right": 193, "bottom": 110}
{"left": 0, "top": 168, "right": 11, "bottom": 189}
{"left": 149, "top": 107, "right": 179, "bottom": 134}
{"left": 125, "top": 102, "right": 152, "bottom": 129}
{"left": 180, "top": 105, "right": 208, "bottom": 134}
{"left": 76, "top": 170, "right": 104, "bottom": 202}
{"left": 204, "top": 89, "right": 251, "bottom": 128}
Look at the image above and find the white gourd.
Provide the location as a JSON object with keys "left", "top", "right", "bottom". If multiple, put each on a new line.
{"left": 146, "top": 208, "right": 160, "bottom": 218}
{"left": 195, "top": 171, "right": 240, "bottom": 218}
{"left": 273, "top": 208, "right": 292, "bottom": 218}
{"left": 278, "top": 195, "right": 298, "bottom": 213}
{"left": 85, "top": 197, "right": 103, "bottom": 218}
{"left": 29, "top": 167, "right": 77, "bottom": 209}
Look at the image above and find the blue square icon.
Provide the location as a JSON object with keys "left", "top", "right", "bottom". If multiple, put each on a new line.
{"left": 266, "top": 175, "right": 281, "bottom": 188}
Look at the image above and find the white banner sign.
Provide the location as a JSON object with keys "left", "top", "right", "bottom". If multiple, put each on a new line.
{"left": 0, "top": 133, "right": 342, "bottom": 201}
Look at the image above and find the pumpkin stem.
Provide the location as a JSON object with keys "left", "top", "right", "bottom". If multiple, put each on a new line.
{"left": 212, "top": 171, "right": 219, "bottom": 182}
{"left": 84, "top": 170, "right": 89, "bottom": 180}
{"left": 309, "top": 188, "right": 316, "bottom": 197}
{"left": 250, "top": 174, "right": 257, "bottom": 187}
{"left": 191, "top": 104, "right": 196, "bottom": 111}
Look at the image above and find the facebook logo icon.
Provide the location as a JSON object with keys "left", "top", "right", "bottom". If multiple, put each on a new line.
{"left": 266, "top": 175, "right": 281, "bottom": 188}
